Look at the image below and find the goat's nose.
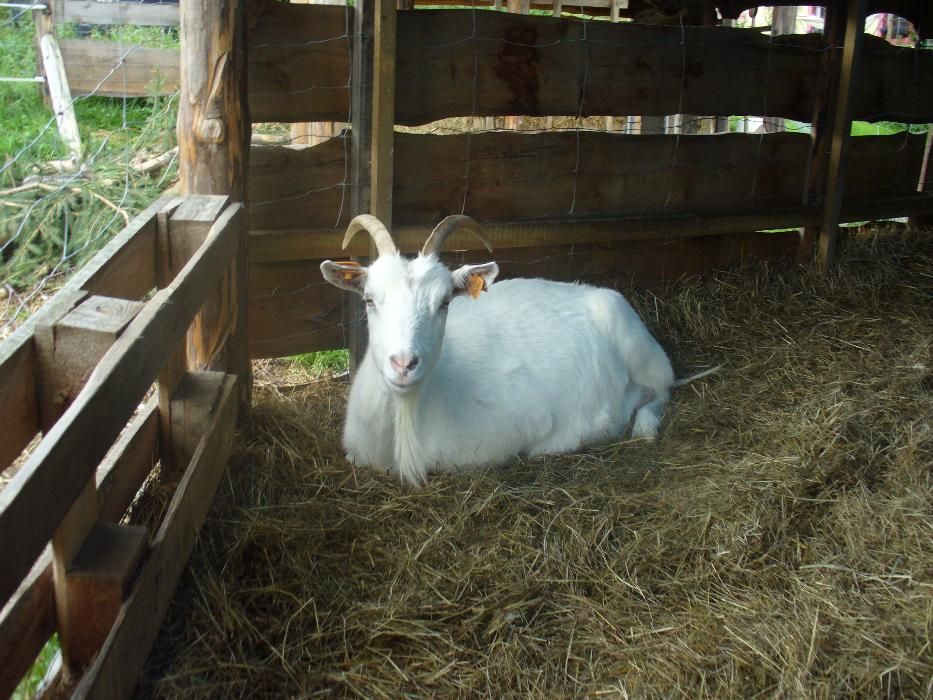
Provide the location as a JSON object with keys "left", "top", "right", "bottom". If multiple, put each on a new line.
{"left": 390, "top": 354, "right": 419, "bottom": 374}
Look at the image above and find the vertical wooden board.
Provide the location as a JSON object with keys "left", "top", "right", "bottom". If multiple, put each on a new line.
{"left": 0, "top": 550, "right": 54, "bottom": 700}
{"left": 60, "top": 39, "right": 179, "bottom": 97}
{"left": 392, "top": 131, "right": 812, "bottom": 224}
{"left": 0, "top": 340, "right": 40, "bottom": 472}
{"left": 74, "top": 375, "right": 238, "bottom": 700}
{"left": 248, "top": 140, "right": 353, "bottom": 230}
{"left": 248, "top": 260, "right": 348, "bottom": 358}
{"left": 247, "top": 0, "right": 352, "bottom": 123}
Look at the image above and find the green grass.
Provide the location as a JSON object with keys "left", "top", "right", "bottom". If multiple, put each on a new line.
{"left": 1, "top": 10, "right": 180, "bottom": 297}
{"left": 291, "top": 350, "right": 350, "bottom": 375}
{"left": 12, "top": 635, "right": 59, "bottom": 700}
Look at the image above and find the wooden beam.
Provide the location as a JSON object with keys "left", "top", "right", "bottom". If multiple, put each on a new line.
{"left": 0, "top": 548, "right": 54, "bottom": 700}
{"left": 57, "top": 0, "right": 179, "bottom": 26}
{"left": 178, "top": 0, "right": 251, "bottom": 407}
{"left": 60, "top": 40, "right": 179, "bottom": 98}
{"left": 247, "top": 1, "right": 351, "bottom": 123}
{"left": 38, "top": 32, "right": 82, "bottom": 162}
{"left": 349, "top": 0, "right": 377, "bottom": 371}
{"left": 0, "top": 203, "right": 243, "bottom": 610}
{"left": 74, "top": 373, "right": 238, "bottom": 700}
{"left": 392, "top": 11, "right": 933, "bottom": 126}
{"left": 819, "top": 0, "right": 868, "bottom": 271}
{"left": 0, "top": 340, "right": 40, "bottom": 472}
{"left": 372, "top": 0, "right": 396, "bottom": 223}
{"left": 910, "top": 126, "right": 932, "bottom": 227}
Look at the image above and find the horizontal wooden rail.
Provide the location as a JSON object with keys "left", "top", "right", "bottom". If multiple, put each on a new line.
{"left": 248, "top": 131, "right": 927, "bottom": 231}
{"left": 54, "top": 0, "right": 180, "bottom": 27}
{"left": 0, "top": 203, "right": 243, "bottom": 610}
{"left": 395, "top": 11, "right": 933, "bottom": 125}
{"left": 0, "top": 196, "right": 168, "bottom": 475}
{"left": 61, "top": 39, "right": 179, "bottom": 98}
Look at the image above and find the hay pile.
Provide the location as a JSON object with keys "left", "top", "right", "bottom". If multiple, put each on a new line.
{"left": 138, "top": 226, "right": 932, "bottom": 698}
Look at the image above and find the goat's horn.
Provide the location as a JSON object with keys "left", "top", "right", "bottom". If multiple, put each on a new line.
{"left": 422, "top": 215, "right": 493, "bottom": 257}
{"left": 342, "top": 215, "right": 399, "bottom": 257}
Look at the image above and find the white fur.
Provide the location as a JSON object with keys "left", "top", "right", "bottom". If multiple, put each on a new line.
{"left": 321, "top": 252, "right": 675, "bottom": 486}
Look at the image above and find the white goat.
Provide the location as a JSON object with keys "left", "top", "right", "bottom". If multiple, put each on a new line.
{"left": 321, "top": 215, "right": 679, "bottom": 486}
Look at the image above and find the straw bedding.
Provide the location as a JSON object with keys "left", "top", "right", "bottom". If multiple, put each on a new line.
{"left": 137, "top": 226, "right": 932, "bottom": 699}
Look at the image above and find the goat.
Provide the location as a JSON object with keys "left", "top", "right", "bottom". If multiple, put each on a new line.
{"left": 321, "top": 215, "right": 681, "bottom": 486}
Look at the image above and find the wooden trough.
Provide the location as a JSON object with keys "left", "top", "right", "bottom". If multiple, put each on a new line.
{"left": 1, "top": 0, "right": 932, "bottom": 696}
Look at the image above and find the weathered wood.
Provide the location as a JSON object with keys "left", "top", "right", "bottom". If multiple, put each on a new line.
{"left": 248, "top": 228, "right": 801, "bottom": 358}
{"left": 372, "top": 0, "right": 396, "bottom": 224}
{"left": 393, "top": 11, "right": 933, "bottom": 126}
{"left": 349, "top": 0, "right": 376, "bottom": 371}
{"left": 392, "top": 131, "right": 927, "bottom": 225}
{"left": 0, "top": 203, "right": 243, "bottom": 610}
{"left": 248, "top": 132, "right": 927, "bottom": 232}
{"left": 179, "top": 0, "right": 251, "bottom": 407}
{"left": 0, "top": 548, "right": 54, "bottom": 700}
{"left": 0, "top": 340, "right": 40, "bottom": 472}
{"left": 910, "top": 126, "right": 933, "bottom": 227}
{"left": 248, "top": 140, "right": 351, "bottom": 231}
{"left": 60, "top": 523, "right": 148, "bottom": 668}
{"left": 56, "top": 0, "right": 179, "bottom": 26}
{"left": 38, "top": 32, "right": 82, "bottom": 161}
{"left": 178, "top": 1, "right": 249, "bottom": 199}
{"left": 74, "top": 373, "right": 238, "bottom": 700}
{"left": 247, "top": 1, "right": 352, "bottom": 123}
{"left": 97, "top": 395, "right": 160, "bottom": 524}
{"left": 35, "top": 295, "right": 144, "bottom": 431}
{"left": 819, "top": 0, "right": 868, "bottom": 272}
{"left": 60, "top": 39, "right": 179, "bottom": 98}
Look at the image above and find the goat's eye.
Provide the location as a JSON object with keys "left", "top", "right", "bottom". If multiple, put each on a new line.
{"left": 440, "top": 299, "right": 451, "bottom": 310}
{"left": 363, "top": 295, "right": 375, "bottom": 307}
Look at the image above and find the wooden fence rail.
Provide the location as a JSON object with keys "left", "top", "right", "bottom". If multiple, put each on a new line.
{"left": 0, "top": 194, "right": 247, "bottom": 699}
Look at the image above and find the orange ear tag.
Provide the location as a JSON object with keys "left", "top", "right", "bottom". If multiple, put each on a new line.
{"left": 466, "top": 273, "right": 486, "bottom": 300}
{"left": 336, "top": 261, "right": 361, "bottom": 283}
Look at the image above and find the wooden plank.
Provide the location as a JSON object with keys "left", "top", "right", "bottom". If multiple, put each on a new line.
{"left": 248, "top": 140, "right": 352, "bottom": 231}
{"left": 0, "top": 340, "right": 40, "bottom": 472}
{"left": 38, "top": 32, "right": 82, "bottom": 161}
{"left": 247, "top": 0, "right": 352, "bottom": 123}
{"left": 819, "top": 0, "right": 868, "bottom": 272}
{"left": 393, "top": 11, "right": 933, "bottom": 126}
{"left": 250, "top": 191, "right": 933, "bottom": 263}
{"left": 392, "top": 131, "right": 927, "bottom": 225}
{"left": 0, "top": 196, "right": 165, "bottom": 471}
{"left": 347, "top": 0, "right": 377, "bottom": 371}
{"left": 97, "top": 395, "right": 160, "bottom": 524}
{"left": 57, "top": 0, "right": 179, "bottom": 26}
{"left": 247, "top": 132, "right": 926, "bottom": 232}
{"left": 0, "top": 204, "right": 243, "bottom": 610}
{"left": 74, "top": 373, "right": 238, "bottom": 700}
{"left": 60, "top": 39, "right": 179, "bottom": 98}
{"left": 61, "top": 523, "right": 148, "bottom": 668}
{"left": 247, "top": 228, "right": 800, "bottom": 358}
{"left": 0, "top": 548, "right": 54, "bottom": 700}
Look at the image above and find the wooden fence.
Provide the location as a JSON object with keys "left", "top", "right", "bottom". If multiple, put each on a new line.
{"left": 0, "top": 195, "right": 248, "bottom": 699}
{"left": 243, "top": 2, "right": 933, "bottom": 358}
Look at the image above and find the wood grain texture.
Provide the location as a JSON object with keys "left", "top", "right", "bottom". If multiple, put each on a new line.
{"left": 55, "top": 0, "right": 179, "bottom": 27}
{"left": 0, "top": 340, "right": 39, "bottom": 472}
{"left": 248, "top": 139, "right": 353, "bottom": 231}
{"left": 0, "top": 204, "right": 242, "bottom": 610}
{"left": 0, "top": 548, "right": 54, "bottom": 700}
{"left": 74, "top": 373, "right": 238, "bottom": 700}
{"left": 394, "top": 11, "right": 933, "bottom": 126}
{"left": 60, "top": 39, "right": 179, "bottom": 98}
{"left": 248, "top": 0, "right": 352, "bottom": 123}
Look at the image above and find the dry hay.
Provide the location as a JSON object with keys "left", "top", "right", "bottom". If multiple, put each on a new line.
{"left": 138, "top": 226, "right": 932, "bottom": 699}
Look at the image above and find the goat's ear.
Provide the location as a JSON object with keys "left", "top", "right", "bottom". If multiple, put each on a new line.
{"left": 451, "top": 262, "right": 499, "bottom": 299}
{"left": 321, "top": 260, "right": 367, "bottom": 294}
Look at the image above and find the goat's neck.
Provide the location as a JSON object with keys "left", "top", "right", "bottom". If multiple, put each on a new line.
{"left": 390, "top": 386, "right": 432, "bottom": 487}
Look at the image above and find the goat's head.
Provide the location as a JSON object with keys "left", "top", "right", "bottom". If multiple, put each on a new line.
{"left": 321, "top": 215, "right": 498, "bottom": 393}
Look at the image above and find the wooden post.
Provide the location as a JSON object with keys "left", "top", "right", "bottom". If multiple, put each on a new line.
{"left": 177, "top": 0, "right": 251, "bottom": 407}
{"left": 800, "top": 5, "right": 843, "bottom": 262}
{"left": 818, "top": 0, "right": 868, "bottom": 271}
{"left": 36, "top": 295, "right": 148, "bottom": 673}
{"left": 910, "top": 125, "right": 932, "bottom": 228}
{"left": 371, "top": 0, "right": 396, "bottom": 224}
